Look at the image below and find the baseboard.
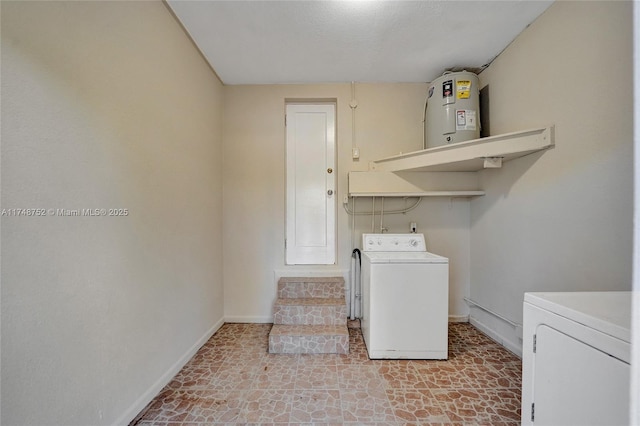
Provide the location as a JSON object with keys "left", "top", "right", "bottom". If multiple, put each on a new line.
{"left": 225, "top": 315, "right": 470, "bottom": 325}
{"left": 225, "top": 315, "right": 470, "bottom": 324}
{"left": 469, "top": 316, "right": 522, "bottom": 358}
{"left": 114, "top": 316, "right": 225, "bottom": 426}
{"left": 448, "top": 314, "right": 469, "bottom": 323}
{"left": 224, "top": 315, "right": 273, "bottom": 323}
{"left": 273, "top": 268, "right": 349, "bottom": 279}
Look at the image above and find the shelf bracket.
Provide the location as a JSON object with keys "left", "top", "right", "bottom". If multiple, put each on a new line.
{"left": 483, "top": 157, "right": 503, "bottom": 168}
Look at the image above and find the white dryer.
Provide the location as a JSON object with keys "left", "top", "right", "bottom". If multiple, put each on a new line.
{"left": 521, "top": 291, "right": 631, "bottom": 425}
{"left": 360, "top": 233, "right": 449, "bottom": 359}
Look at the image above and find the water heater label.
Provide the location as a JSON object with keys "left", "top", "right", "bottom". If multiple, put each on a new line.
{"left": 456, "top": 110, "right": 477, "bottom": 131}
{"left": 442, "top": 80, "right": 453, "bottom": 98}
{"left": 456, "top": 80, "right": 471, "bottom": 99}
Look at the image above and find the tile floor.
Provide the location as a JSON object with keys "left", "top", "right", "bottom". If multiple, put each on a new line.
{"left": 131, "top": 322, "right": 522, "bottom": 425}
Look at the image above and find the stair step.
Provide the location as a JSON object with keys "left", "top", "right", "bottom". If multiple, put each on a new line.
{"left": 275, "top": 297, "right": 345, "bottom": 306}
{"left": 273, "top": 298, "right": 347, "bottom": 325}
{"left": 268, "top": 324, "right": 349, "bottom": 354}
{"left": 278, "top": 277, "right": 345, "bottom": 299}
{"left": 269, "top": 277, "right": 349, "bottom": 354}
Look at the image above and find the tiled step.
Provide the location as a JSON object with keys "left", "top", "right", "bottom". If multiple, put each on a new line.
{"left": 268, "top": 324, "right": 349, "bottom": 354}
{"left": 269, "top": 277, "right": 349, "bottom": 354}
{"left": 278, "top": 276, "right": 345, "bottom": 299}
{"left": 273, "top": 297, "right": 347, "bottom": 325}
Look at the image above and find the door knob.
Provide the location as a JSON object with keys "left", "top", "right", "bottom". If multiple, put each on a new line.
{"left": 327, "top": 168, "right": 333, "bottom": 174}
{"left": 327, "top": 190, "right": 333, "bottom": 196}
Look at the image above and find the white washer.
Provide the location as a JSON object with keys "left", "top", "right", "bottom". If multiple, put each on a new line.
{"left": 521, "top": 291, "right": 631, "bottom": 426}
{"left": 361, "top": 233, "right": 448, "bottom": 359}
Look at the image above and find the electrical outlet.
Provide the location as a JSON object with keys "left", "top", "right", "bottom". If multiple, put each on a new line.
{"left": 343, "top": 195, "right": 349, "bottom": 204}
{"left": 410, "top": 222, "right": 417, "bottom": 233}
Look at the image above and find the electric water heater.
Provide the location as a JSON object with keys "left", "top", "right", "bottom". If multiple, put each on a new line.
{"left": 425, "top": 71, "right": 480, "bottom": 149}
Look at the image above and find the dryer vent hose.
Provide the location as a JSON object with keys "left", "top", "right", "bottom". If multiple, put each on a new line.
{"left": 350, "top": 249, "right": 362, "bottom": 320}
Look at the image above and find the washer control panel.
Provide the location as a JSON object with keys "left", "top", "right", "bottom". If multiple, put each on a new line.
{"left": 362, "top": 233, "right": 426, "bottom": 252}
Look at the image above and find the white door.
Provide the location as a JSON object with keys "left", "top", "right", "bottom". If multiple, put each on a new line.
{"left": 285, "top": 103, "right": 336, "bottom": 265}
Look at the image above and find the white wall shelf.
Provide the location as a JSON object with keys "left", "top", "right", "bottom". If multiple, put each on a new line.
{"left": 348, "top": 171, "right": 483, "bottom": 198}
{"left": 349, "top": 191, "right": 485, "bottom": 198}
{"left": 369, "top": 126, "right": 554, "bottom": 172}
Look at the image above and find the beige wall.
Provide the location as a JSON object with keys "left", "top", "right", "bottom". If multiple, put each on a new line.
{"left": 1, "top": 2, "right": 224, "bottom": 425}
{"left": 470, "top": 1, "right": 633, "bottom": 353}
{"left": 223, "top": 83, "right": 473, "bottom": 321}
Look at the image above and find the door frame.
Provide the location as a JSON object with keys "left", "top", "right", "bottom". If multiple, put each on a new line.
{"left": 284, "top": 100, "right": 337, "bottom": 265}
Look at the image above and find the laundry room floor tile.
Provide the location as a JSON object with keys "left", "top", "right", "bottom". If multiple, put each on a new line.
{"left": 431, "top": 388, "right": 522, "bottom": 423}
{"left": 131, "top": 322, "right": 522, "bottom": 426}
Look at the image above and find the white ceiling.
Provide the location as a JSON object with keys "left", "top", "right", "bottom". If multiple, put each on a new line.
{"left": 167, "top": 0, "right": 554, "bottom": 85}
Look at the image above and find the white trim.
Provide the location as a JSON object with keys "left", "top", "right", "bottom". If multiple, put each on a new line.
{"left": 470, "top": 316, "right": 522, "bottom": 358}
{"left": 464, "top": 297, "right": 520, "bottom": 327}
{"left": 114, "top": 317, "right": 224, "bottom": 426}
{"left": 448, "top": 314, "right": 469, "bottom": 323}
{"left": 224, "top": 316, "right": 273, "bottom": 323}
{"left": 274, "top": 268, "right": 349, "bottom": 279}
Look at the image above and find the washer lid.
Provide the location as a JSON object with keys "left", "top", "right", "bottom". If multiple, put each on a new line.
{"left": 363, "top": 251, "right": 448, "bottom": 264}
{"left": 524, "top": 291, "right": 631, "bottom": 343}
